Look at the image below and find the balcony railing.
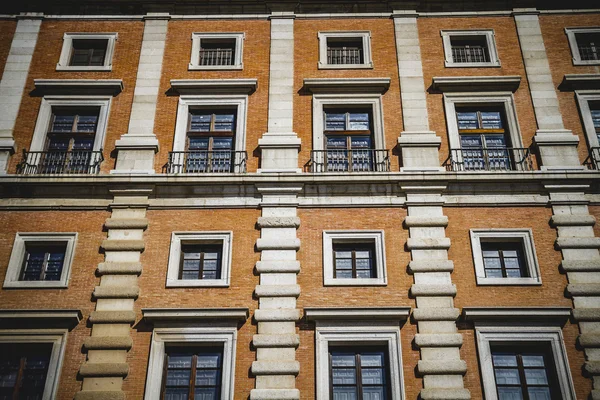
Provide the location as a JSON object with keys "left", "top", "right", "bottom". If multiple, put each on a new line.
{"left": 444, "top": 147, "right": 534, "bottom": 172}
{"left": 199, "top": 48, "right": 234, "bottom": 66}
{"left": 165, "top": 150, "right": 247, "bottom": 174}
{"left": 327, "top": 48, "right": 363, "bottom": 65}
{"left": 308, "top": 149, "right": 390, "bottom": 173}
{"left": 16, "top": 149, "right": 104, "bottom": 175}
{"left": 584, "top": 147, "right": 600, "bottom": 170}
{"left": 451, "top": 46, "right": 489, "bottom": 63}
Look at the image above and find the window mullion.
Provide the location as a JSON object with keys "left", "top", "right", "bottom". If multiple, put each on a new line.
{"left": 190, "top": 354, "right": 197, "bottom": 400}
{"left": 351, "top": 250, "right": 357, "bottom": 279}
{"left": 356, "top": 353, "right": 363, "bottom": 400}
{"left": 13, "top": 356, "right": 26, "bottom": 399}
{"left": 198, "top": 252, "right": 205, "bottom": 280}
{"left": 41, "top": 251, "right": 50, "bottom": 280}
{"left": 517, "top": 354, "right": 529, "bottom": 400}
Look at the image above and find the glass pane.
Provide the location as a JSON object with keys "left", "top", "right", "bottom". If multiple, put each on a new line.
{"left": 52, "top": 115, "right": 75, "bottom": 132}
{"left": 355, "top": 251, "right": 371, "bottom": 259}
{"left": 527, "top": 387, "right": 551, "bottom": 400}
{"left": 522, "top": 355, "right": 545, "bottom": 367}
{"left": 76, "top": 115, "right": 98, "bottom": 132}
{"left": 168, "top": 355, "right": 193, "bottom": 369}
{"left": 362, "top": 386, "right": 385, "bottom": 400}
{"left": 202, "top": 270, "right": 218, "bottom": 280}
{"left": 332, "top": 368, "right": 356, "bottom": 385}
{"left": 166, "top": 369, "right": 191, "bottom": 386}
{"left": 331, "top": 354, "right": 356, "bottom": 367}
{"left": 336, "top": 270, "right": 353, "bottom": 279}
{"left": 334, "top": 251, "right": 352, "bottom": 259}
{"left": 327, "top": 136, "right": 348, "bottom": 149}
{"left": 213, "top": 114, "right": 235, "bottom": 131}
{"left": 204, "top": 252, "right": 219, "bottom": 260}
{"left": 164, "top": 387, "right": 189, "bottom": 400}
{"left": 360, "top": 354, "right": 384, "bottom": 367}
{"left": 460, "top": 135, "right": 482, "bottom": 148}
{"left": 356, "top": 269, "right": 373, "bottom": 279}
{"left": 524, "top": 368, "right": 548, "bottom": 385}
{"left": 497, "top": 387, "right": 523, "bottom": 400}
{"left": 182, "top": 270, "right": 199, "bottom": 280}
{"left": 505, "top": 269, "right": 523, "bottom": 278}
{"left": 355, "top": 258, "right": 371, "bottom": 270}
{"left": 361, "top": 368, "right": 384, "bottom": 385}
{"left": 197, "top": 354, "right": 221, "bottom": 369}
{"left": 332, "top": 386, "right": 357, "bottom": 400}
{"left": 457, "top": 112, "right": 479, "bottom": 130}
{"left": 335, "top": 259, "right": 352, "bottom": 270}
{"left": 485, "top": 269, "right": 503, "bottom": 278}
{"left": 592, "top": 110, "right": 600, "bottom": 129}
{"left": 325, "top": 113, "right": 346, "bottom": 130}
{"left": 350, "top": 136, "right": 371, "bottom": 149}
{"left": 183, "top": 259, "right": 200, "bottom": 271}
{"left": 484, "top": 134, "right": 507, "bottom": 148}
{"left": 493, "top": 354, "right": 518, "bottom": 367}
{"left": 195, "top": 387, "right": 218, "bottom": 400}
{"left": 212, "top": 137, "right": 233, "bottom": 150}
{"left": 482, "top": 249, "right": 500, "bottom": 257}
{"left": 203, "top": 259, "right": 218, "bottom": 271}
{"left": 503, "top": 257, "right": 520, "bottom": 269}
{"left": 480, "top": 111, "right": 503, "bottom": 129}
{"left": 494, "top": 368, "right": 520, "bottom": 385}
{"left": 196, "top": 369, "right": 218, "bottom": 386}
{"left": 190, "top": 114, "right": 212, "bottom": 131}
{"left": 483, "top": 258, "right": 502, "bottom": 269}
{"left": 348, "top": 113, "right": 369, "bottom": 130}
{"left": 188, "top": 137, "right": 209, "bottom": 150}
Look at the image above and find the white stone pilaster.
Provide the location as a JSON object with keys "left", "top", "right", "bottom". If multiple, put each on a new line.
{"left": 250, "top": 184, "right": 302, "bottom": 400}
{"left": 111, "top": 13, "right": 168, "bottom": 174}
{"left": 393, "top": 10, "right": 442, "bottom": 172}
{"left": 0, "top": 13, "right": 42, "bottom": 174}
{"left": 258, "top": 12, "right": 301, "bottom": 173}
{"left": 549, "top": 187, "right": 600, "bottom": 399}
{"left": 513, "top": 8, "right": 582, "bottom": 170}
{"left": 405, "top": 187, "right": 470, "bottom": 400}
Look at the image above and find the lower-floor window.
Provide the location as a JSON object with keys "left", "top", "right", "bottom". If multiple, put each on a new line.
{"left": 162, "top": 346, "right": 223, "bottom": 400}
{"left": 330, "top": 347, "right": 390, "bottom": 400}
{"left": 0, "top": 343, "right": 52, "bottom": 400}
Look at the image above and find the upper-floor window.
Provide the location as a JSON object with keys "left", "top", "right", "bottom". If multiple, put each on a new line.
{"left": 318, "top": 31, "right": 373, "bottom": 69}
{"left": 0, "top": 343, "right": 53, "bottom": 399}
{"left": 185, "top": 109, "right": 236, "bottom": 173}
{"left": 21, "top": 243, "right": 66, "bottom": 281}
{"left": 330, "top": 347, "right": 390, "bottom": 400}
{"left": 56, "top": 33, "right": 117, "bottom": 71}
{"left": 592, "top": 101, "right": 600, "bottom": 141}
{"left": 333, "top": 242, "right": 376, "bottom": 279}
{"left": 565, "top": 27, "right": 600, "bottom": 65}
{"left": 180, "top": 243, "right": 222, "bottom": 280}
{"left": 441, "top": 30, "right": 500, "bottom": 67}
{"left": 481, "top": 242, "right": 527, "bottom": 279}
{"left": 189, "top": 33, "right": 244, "bottom": 70}
{"left": 324, "top": 109, "right": 373, "bottom": 172}
{"left": 575, "top": 92, "right": 600, "bottom": 169}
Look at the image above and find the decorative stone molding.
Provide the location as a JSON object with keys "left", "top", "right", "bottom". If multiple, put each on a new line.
{"left": 254, "top": 309, "right": 301, "bottom": 322}
{"left": 0, "top": 309, "right": 82, "bottom": 328}
{"left": 408, "top": 260, "right": 454, "bottom": 273}
{"left": 411, "top": 284, "right": 457, "bottom": 296}
{"left": 255, "top": 285, "right": 301, "bottom": 297}
{"left": 252, "top": 334, "right": 300, "bottom": 348}
{"left": 83, "top": 336, "right": 133, "bottom": 350}
{"left": 33, "top": 79, "right": 124, "bottom": 96}
{"left": 96, "top": 262, "right": 142, "bottom": 275}
{"left": 550, "top": 214, "right": 596, "bottom": 226}
{"left": 561, "top": 260, "right": 600, "bottom": 272}
{"left": 92, "top": 285, "right": 140, "bottom": 299}
{"left": 251, "top": 361, "right": 300, "bottom": 375}
{"left": 101, "top": 239, "right": 145, "bottom": 251}
{"left": 250, "top": 389, "right": 300, "bottom": 400}
{"left": 256, "top": 238, "right": 301, "bottom": 250}
{"left": 404, "top": 216, "right": 449, "bottom": 227}
{"left": 556, "top": 237, "right": 600, "bottom": 249}
{"left": 302, "top": 77, "right": 391, "bottom": 94}
{"left": 420, "top": 389, "right": 471, "bottom": 400}
{"left": 417, "top": 360, "right": 468, "bottom": 375}
{"left": 406, "top": 237, "right": 451, "bottom": 250}
{"left": 79, "top": 363, "right": 129, "bottom": 377}
{"left": 88, "top": 311, "right": 137, "bottom": 324}
{"left": 567, "top": 284, "right": 600, "bottom": 296}
{"left": 579, "top": 334, "right": 600, "bottom": 347}
{"left": 414, "top": 333, "right": 463, "bottom": 348}
{"left": 573, "top": 308, "right": 600, "bottom": 321}
{"left": 169, "top": 78, "right": 258, "bottom": 95}
{"left": 304, "top": 307, "right": 410, "bottom": 321}
{"left": 103, "top": 218, "right": 149, "bottom": 229}
{"left": 561, "top": 73, "right": 600, "bottom": 90}
{"left": 255, "top": 260, "right": 301, "bottom": 273}
{"left": 412, "top": 308, "right": 461, "bottom": 321}
{"left": 256, "top": 216, "right": 301, "bottom": 228}
{"left": 462, "top": 307, "right": 571, "bottom": 322}
{"left": 432, "top": 75, "right": 520, "bottom": 92}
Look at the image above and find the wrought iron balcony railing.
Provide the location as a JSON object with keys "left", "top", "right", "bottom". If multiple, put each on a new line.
{"left": 444, "top": 147, "right": 534, "bottom": 172}
{"left": 308, "top": 149, "right": 390, "bottom": 173}
{"left": 16, "top": 149, "right": 104, "bottom": 175}
{"left": 584, "top": 147, "right": 600, "bottom": 170}
{"left": 165, "top": 150, "right": 247, "bottom": 174}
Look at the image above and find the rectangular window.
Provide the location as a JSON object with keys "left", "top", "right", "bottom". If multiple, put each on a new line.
{"left": 0, "top": 343, "right": 52, "bottom": 399}
{"left": 332, "top": 242, "right": 376, "bottom": 279}
{"left": 185, "top": 109, "right": 236, "bottom": 173}
{"left": 481, "top": 242, "right": 527, "bottom": 279}
{"left": 327, "top": 37, "right": 364, "bottom": 65}
{"left": 70, "top": 39, "right": 108, "bottom": 66}
{"left": 180, "top": 244, "right": 222, "bottom": 280}
{"left": 330, "top": 347, "right": 390, "bottom": 400}
{"left": 591, "top": 101, "right": 600, "bottom": 143}
{"left": 450, "top": 35, "right": 490, "bottom": 64}
{"left": 21, "top": 243, "right": 66, "bottom": 282}
{"left": 56, "top": 33, "right": 117, "bottom": 71}
{"left": 199, "top": 39, "right": 236, "bottom": 66}
{"left": 162, "top": 346, "right": 223, "bottom": 400}
{"left": 575, "top": 31, "right": 600, "bottom": 62}
{"left": 324, "top": 109, "right": 373, "bottom": 172}
{"left": 189, "top": 33, "right": 244, "bottom": 70}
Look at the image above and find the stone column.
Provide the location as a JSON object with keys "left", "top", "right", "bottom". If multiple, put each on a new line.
{"left": 257, "top": 12, "right": 301, "bottom": 173}
{"left": 393, "top": 10, "right": 442, "bottom": 171}
{"left": 75, "top": 189, "right": 149, "bottom": 400}
{"left": 111, "top": 13, "right": 169, "bottom": 174}
{"left": 404, "top": 187, "right": 470, "bottom": 400}
{"left": 550, "top": 187, "right": 600, "bottom": 399}
{"left": 250, "top": 184, "right": 302, "bottom": 400}
{"left": 513, "top": 8, "right": 582, "bottom": 170}
{"left": 0, "top": 13, "right": 42, "bottom": 174}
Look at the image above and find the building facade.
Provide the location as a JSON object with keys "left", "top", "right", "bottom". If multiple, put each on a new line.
{"left": 0, "top": 0, "right": 599, "bottom": 399}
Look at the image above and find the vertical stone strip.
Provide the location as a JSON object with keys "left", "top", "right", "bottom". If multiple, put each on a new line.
{"left": 257, "top": 12, "right": 301, "bottom": 172}
{"left": 513, "top": 8, "right": 582, "bottom": 169}
{"left": 75, "top": 190, "right": 149, "bottom": 400}
{"left": 111, "top": 13, "right": 169, "bottom": 174}
{"left": 405, "top": 189, "right": 470, "bottom": 400}
{"left": 393, "top": 10, "right": 442, "bottom": 171}
{"left": 550, "top": 188, "right": 600, "bottom": 399}
{"left": 250, "top": 184, "right": 302, "bottom": 400}
{"left": 0, "top": 13, "right": 42, "bottom": 174}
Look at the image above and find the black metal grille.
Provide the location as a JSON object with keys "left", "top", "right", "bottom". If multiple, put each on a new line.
{"left": 445, "top": 147, "right": 534, "bottom": 172}
{"left": 309, "top": 149, "right": 390, "bottom": 173}
{"left": 199, "top": 48, "right": 234, "bottom": 66}
{"left": 165, "top": 151, "right": 247, "bottom": 173}
{"left": 327, "top": 47, "right": 363, "bottom": 65}
{"left": 584, "top": 147, "right": 600, "bottom": 169}
{"left": 451, "top": 45, "right": 489, "bottom": 63}
{"left": 17, "top": 149, "right": 104, "bottom": 174}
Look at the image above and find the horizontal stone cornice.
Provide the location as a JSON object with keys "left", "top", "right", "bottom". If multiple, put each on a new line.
{"left": 33, "top": 79, "right": 124, "bottom": 96}
{"left": 97, "top": 262, "right": 143, "bottom": 275}
{"left": 406, "top": 237, "right": 451, "bottom": 250}
{"left": 408, "top": 260, "right": 454, "bottom": 273}
{"left": 104, "top": 218, "right": 149, "bottom": 230}
{"left": 417, "top": 360, "right": 467, "bottom": 375}
{"left": 573, "top": 308, "right": 600, "bottom": 321}
{"left": 89, "top": 311, "right": 136, "bottom": 324}
{"left": 93, "top": 286, "right": 139, "bottom": 299}
{"left": 257, "top": 216, "right": 301, "bottom": 228}
{"left": 255, "top": 261, "right": 301, "bottom": 273}
{"left": 462, "top": 307, "right": 571, "bottom": 322}
{"left": 550, "top": 214, "right": 596, "bottom": 227}
{"left": 404, "top": 216, "right": 449, "bottom": 227}
{"left": 561, "top": 260, "right": 600, "bottom": 272}
{"left": 83, "top": 336, "right": 133, "bottom": 350}
{"left": 412, "top": 307, "right": 460, "bottom": 321}
{"left": 556, "top": 237, "right": 600, "bottom": 249}
{"left": 567, "top": 284, "right": 600, "bottom": 297}
{"left": 254, "top": 309, "right": 301, "bottom": 322}
{"left": 101, "top": 239, "right": 145, "bottom": 252}
{"left": 303, "top": 77, "right": 391, "bottom": 94}
{"left": 169, "top": 78, "right": 257, "bottom": 95}
{"left": 304, "top": 307, "right": 411, "bottom": 321}
{"left": 79, "top": 362, "right": 129, "bottom": 377}
{"left": 255, "top": 285, "right": 300, "bottom": 298}
{"left": 431, "top": 75, "right": 521, "bottom": 92}
{"left": 142, "top": 308, "right": 249, "bottom": 322}
{"left": 579, "top": 333, "right": 600, "bottom": 347}
{"left": 0, "top": 309, "right": 82, "bottom": 328}
{"left": 251, "top": 361, "right": 300, "bottom": 376}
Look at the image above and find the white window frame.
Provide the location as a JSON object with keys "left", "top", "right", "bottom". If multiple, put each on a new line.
{"left": 318, "top": 31, "right": 373, "bottom": 70}
{"left": 312, "top": 94, "right": 385, "bottom": 152}
{"left": 443, "top": 92, "right": 523, "bottom": 155}
{"left": 441, "top": 29, "right": 500, "bottom": 68}
{"left": 189, "top": 33, "right": 244, "bottom": 71}
{"left": 30, "top": 96, "right": 112, "bottom": 154}
{"left": 315, "top": 321, "right": 404, "bottom": 400}
{"left": 323, "top": 230, "right": 386, "bottom": 286}
{"left": 166, "top": 231, "right": 233, "bottom": 288}
{"left": 173, "top": 95, "right": 248, "bottom": 157}
{"left": 565, "top": 27, "right": 600, "bottom": 66}
{"left": 3, "top": 233, "right": 77, "bottom": 289}
{"left": 56, "top": 33, "right": 117, "bottom": 71}
{"left": 476, "top": 325, "right": 576, "bottom": 400}
{"left": 575, "top": 90, "right": 600, "bottom": 148}
{"left": 144, "top": 326, "right": 237, "bottom": 400}
{"left": 470, "top": 229, "right": 541, "bottom": 286}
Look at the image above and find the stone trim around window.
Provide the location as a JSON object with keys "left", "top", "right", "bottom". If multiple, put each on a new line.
{"left": 575, "top": 90, "right": 600, "bottom": 148}
{"left": 565, "top": 27, "right": 600, "bottom": 66}
{"left": 441, "top": 29, "right": 500, "bottom": 68}
{"left": 322, "top": 230, "right": 387, "bottom": 286}
{"left": 443, "top": 92, "right": 524, "bottom": 153}
{"left": 166, "top": 231, "right": 233, "bottom": 287}
{"left": 475, "top": 325, "right": 576, "bottom": 400}
{"left": 3, "top": 233, "right": 77, "bottom": 289}
{"left": 0, "top": 329, "right": 68, "bottom": 400}
{"left": 318, "top": 31, "right": 373, "bottom": 69}
{"left": 143, "top": 325, "right": 238, "bottom": 400}
{"left": 189, "top": 32, "right": 245, "bottom": 70}
{"left": 469, "top": 229, "right": 541, "bottom": 286}
{"left": 315, "top": 321, "right": 405, "bottom": 400}
{"left": 56, "top": 32, "right": 118, "bottom": 71}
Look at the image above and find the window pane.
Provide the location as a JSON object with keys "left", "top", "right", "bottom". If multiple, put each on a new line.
{"left": 350, "top": 136, "right": 371, "bottom": 149}
{"left": 331, "top": 354, "right": 356, "bottom": 367}
{"left": 213, "top": 114, "right": 235, "bottom": 131}
{"left": 336, "top": 270, "right": 353, "bottom": 278}
{"left": 195, "top": 369, "right": 218, "bottom": 386}
{"left": 493, "top": 354, "right": 518, "bottom": 367}
{"left": 188, "top": 137, "right": 210, "bottom": 150}
{"left": 332, "top": 386, "right": 357, "bottom": 400}
{"left": 52, "top": 115, "right": 75, "bottom": 132}
{"left": 190, "top": 114, "right": 211, "bottom": 131}
{"left": 505, "top": 269, "right": 523, "bottom": 278}
{"left": 166, "top": 369, "right": 191, "bottom": 386}
{"left": 457, "top": 112, "right": 479, "bottom": 130}
{"left": 182, "top": 259, "right": 200, "bottom": 271}
{"left": 325, "top": 113, "right": 346, "bottom": 130}
{"left": 460, "top": 135, "right": 482, "bottom": 148}
{"left": 197, "top": 354, "right": 221, "bottom": 369}
{"left": 164, "top": 387, "right": 189, "bottom": 400}
{"left": 497, "top": 387, "right": 523, "bottom": 400}
{"left": 361, "top": 368, "right": 384, "bottom": 385}
{"left": 485, "top": 269, "right": 503, "bottom": 278}
{"left": 480, "top": 111, "right": 503, "bottom": 129}
{"left": 212, "top": 137, "right": 233, "bottom": 150}
{"left": 362, "top": 386, "right": 386, "bottom": 400}
{"left": 527, "top": 388, "right": 551, "bottom": 400}
{"left": 524, "top": 368, "right": 548, "bottom": 385}
{"left": 494, "top": 368, "right": 520, "bottom": 385}
{"left": 355, "top": 251, "right": 371, "bottom": 259}
{"left": 202, "top": 270, "right": 218, "bottom": 280}
{"left": 348, "top": 113, "right": 369, "bottom": 130}
{"left": 360, "top": 353, "right": 384, "bottom": 367}
{"left": 202, "top": 259, "right": 218, "bottom": 271}
{"left": 168, "top": 355, "right": 192, "bottom": 369}
{"left": 195, "top": 387, "right": 218, "bottom": 400}
{"left": 483, "top": 258, "right": 502, "bottom": 269}
{"left": 76, "top": 115, "right": 98, "bottom": 132}
{"left": 592, "top": 109, "right": 600, "bottom": 129}
{"left": 522, "top": 355, "right": 545, "bottom": 367}
{"left": 355, "top": 258, "right": 371, "bottom": 269}
{"left": 484, "top": 135, "right": 507, "bottom": 148}
{"left": 332, "top": 368, "right": 356, "bottom": 385}
{"left": 335, "top": 259, "right": 352, "bottom": 270}
{"left": 356, "top": 269, "right": 373, "bottom": 279}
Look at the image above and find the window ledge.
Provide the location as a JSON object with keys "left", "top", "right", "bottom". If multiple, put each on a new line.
{"left": 462, "top": 306, "right": 571, "bottom": 323}
{"left": 3, "top": 281, "right": 69, "bottom": 289}
{"left": 431, "top": 75, "right": 521, "bottom": 92}
{"left": 188, "top": 64, "right": 243, "bottom": 71}
{"left": 56, "top": 65, "right": 113, "bottom": 72}
{"left": 166, "top": 279, "right": 229, "bottom": 288}
{"left": 475, "top": 277, "right": 542, "bottom": 286}
{"left": 324, "top": 278, "right": 387, "bottom": 286}
{"left": 444, "top": 61, "right": 501, "bottom": 68}
{"left": 318, "top": 62, "right": 373, "bottom": 70}
{"left": 33, "top": 79, "right": 124, "bottom": 96}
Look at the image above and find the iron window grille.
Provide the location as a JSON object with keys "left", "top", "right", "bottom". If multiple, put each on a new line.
{"left": 162, "top": 346, "right": 223, "bottom": 400}
{"left": 327, "top": 37, "right": 364, "bottom": 65}
{"left": 450, "top": 35, "right": 490, "bottom": 63}
{"left": 329, "top": 347, "right": 391, "bottom": 400}
{"left": 199, "top": 39, "right": 236, "bottom": 66}
{"left": 69, "top": 39, "right": 108, "bottom": 66}
{"left": 0, "top": 343, "right": 52, "bottom": 399}
{"left": 575, "top": 32, "right": 600, "bottom": 61}
{"left": 179, "top": 244, "right": 223, "bottom": 280}
{"left": 332, "top": 242, "right": 377, "bottom": 279}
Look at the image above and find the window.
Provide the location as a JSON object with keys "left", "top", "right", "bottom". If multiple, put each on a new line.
{"left": 318, "top": 32, "right": 373, "bottom": 69}
{"left": 0, "top": 343, "right": 53, "bottom": 399}
{"left": 441, "top": 30, "right": 500, "bottom": 67}
{"left": 162, "top": 346, "right": 223, "bottom": 400}
{"left": 56, "top": 33, "right": 117, "bottom": 71}
{"left": 475, "top": 325, "right": 576, "bottom": 400}
{"left": 330, "top": 347, "right": 390, "bottom": 400}
{"left": 3, "top": 233, "right": 77, "bottom": 289}
{"left": 470, "top": 229, "right": 541, "bottom": 285}
{"left": 565, "top": 27, "right": 600, "bottom": 65}
{"left": 171, "top": 96, "right": 248, "bottom": 174}
{"left": 166, "top": 232, "right": 232, "bottom": 287}
{"left": 575, "top": 92, "right": 600, "bottom": 168}
{"left": 323, "top": 231, "right": 386, "bottom": 286}
{"left": 189, "top": 33, "right": 244, "bottom": 70}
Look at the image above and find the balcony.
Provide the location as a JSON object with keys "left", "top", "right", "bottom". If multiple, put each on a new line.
{"left": 308, "top": 149, "right": 390, "bottom": 173}
{"left": 165, "top": 151, "right": 247, "bottom": 174}
{"left": 584, "top": 147, "right": 600, "bottom": 169}
{"left": 444, "top": 147, "right": 535, "bottom": 172}
{"left": 16, "top": 149, "right": 104, "bottom": 175}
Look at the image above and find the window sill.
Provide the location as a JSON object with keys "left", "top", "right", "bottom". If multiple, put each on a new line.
{"left": 572, "top": 59, "right": 600, "bottom": 66}
{"left": 3, "top": 281, "right": 69, "bottom": 289}
{"left": 318, "top": 62, "right": 373, "bottom": 70}
{"left": 444, "top": 61, "right": 501, "bottom": 68}
{"left": 166, "top": 279, "right": 230, "bottom": 288}
{"left": 188, "top": 64, "right": 243, "bottom": 71}
{"left": 475, "top": 277, "right": 542, "bottom": 286}
{"left": 56, "top": 65, "right": 113, "bottom": 72}
{"left": 324, "top": 279, "right": 387, "bottom": 286}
